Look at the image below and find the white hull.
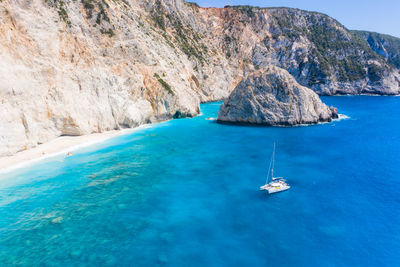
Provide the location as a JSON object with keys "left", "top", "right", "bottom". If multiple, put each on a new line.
{"left": 260, "top": 182, "right": 290, "bottom": 194}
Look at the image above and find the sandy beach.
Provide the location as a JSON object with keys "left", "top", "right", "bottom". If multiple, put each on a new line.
{"left": 0, "top": 128, "right": 145, "bottom": 175}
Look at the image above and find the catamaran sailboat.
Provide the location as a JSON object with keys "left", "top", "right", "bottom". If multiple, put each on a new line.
{"left": 260, "top": 143, "right": 290, "bottom": 194}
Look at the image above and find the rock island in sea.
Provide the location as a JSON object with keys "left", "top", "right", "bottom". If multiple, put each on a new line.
{"left": 217, "top": 66, "right": 338, "bottom": 126}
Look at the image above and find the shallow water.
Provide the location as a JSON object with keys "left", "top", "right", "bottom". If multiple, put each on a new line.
{"left": 0, "top": 96, "right": 399, "bottom": 266}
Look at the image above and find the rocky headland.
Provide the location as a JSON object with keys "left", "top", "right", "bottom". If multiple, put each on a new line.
{"left": 218, "top": 66, "right": 338, "bottom": 126}
{"left": 0, "top": 0, "right": 400, "bottom": 157}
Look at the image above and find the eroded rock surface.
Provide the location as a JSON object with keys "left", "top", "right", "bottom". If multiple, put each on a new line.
{"left": 218, "top": 66, "right": 338, "bottom": 126}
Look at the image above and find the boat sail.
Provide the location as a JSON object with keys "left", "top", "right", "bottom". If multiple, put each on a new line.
{"left": 260, "top": 143, "right": 290, "bottom": 194}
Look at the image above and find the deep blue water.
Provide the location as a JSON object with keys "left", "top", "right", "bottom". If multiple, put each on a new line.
{"left": 0, "top": 96, "right": 400, "bottom": 266}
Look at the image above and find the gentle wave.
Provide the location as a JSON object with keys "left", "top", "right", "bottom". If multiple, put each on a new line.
{"left": 335, "top": 114, "right": 350, "bottom": 121}
{"left": 0, "top": 125, "right": 153, "bottom": 175}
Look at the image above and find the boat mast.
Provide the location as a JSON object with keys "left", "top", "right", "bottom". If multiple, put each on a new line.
{"left": 271, "top": 142, "right": 276, "bottom": 179}
{"left": 266, "top": 142, "right": 276, "bottom": 184}
{"left": 266, "top": 152, "right": 273, "bottom": 184}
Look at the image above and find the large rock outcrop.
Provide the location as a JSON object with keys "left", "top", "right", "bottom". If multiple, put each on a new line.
{"left": 0, "top": 1, "right": 399, "bottom": 156}
{"left": 218, "top": 66, "right": 338, "bottom": 126}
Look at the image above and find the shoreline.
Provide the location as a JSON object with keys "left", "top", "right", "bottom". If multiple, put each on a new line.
{"left": 0, "top": 102, "right": 350, "bottom": 175}
{"left": 215, "top": 113, "right": 350, "bottom": 128}
{"left": 0, "top": 107, "right": 207, "bottom": 176}
{"left": 0, "top": 126, "right": 151, "bottom": 175}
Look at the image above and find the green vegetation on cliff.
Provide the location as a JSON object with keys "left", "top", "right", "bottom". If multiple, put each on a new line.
{"left": 154, "top": 73, "right": 174, "bottom": 95}
{"left": 46, "top": 0, "right": 115, "bottom": 35}
{"left": 260, "top": 8, "right": 390, "bottom": 86}
{"left": 150, "top": 0, "right": 207, "bottom": 63}
{"left": 353, "top": 30, "right": 400, "bottom": 69}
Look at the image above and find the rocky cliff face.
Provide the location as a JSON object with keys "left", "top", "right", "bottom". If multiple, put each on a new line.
{"left": 0, "top": 1, "right": 399, "bottom": 156}
{"left": 208, "top": 6, "right": 400, "bottom": 95}
{"left": 0, "top": 0, "right": 226, "bottom": 156}
{"left": 217, "top": 66, "right": 338, "bottom": 125}
{"left": 353, "top": 30, "right": 400, "bottom": 71}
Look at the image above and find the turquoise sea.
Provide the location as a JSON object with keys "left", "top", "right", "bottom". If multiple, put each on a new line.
{"left": 0, "top": 96, "right": 400, "bottom": 266}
